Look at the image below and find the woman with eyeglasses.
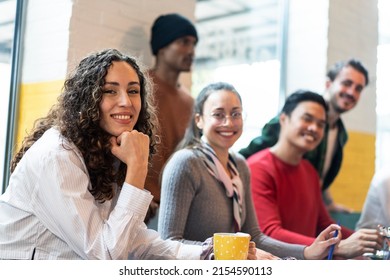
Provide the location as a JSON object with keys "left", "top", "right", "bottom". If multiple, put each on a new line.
{"left": 158, "top": 82, "right": 342, "bottom": 260}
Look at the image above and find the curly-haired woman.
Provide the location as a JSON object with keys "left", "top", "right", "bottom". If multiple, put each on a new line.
{"left": 0, "top": 49, "right": 221, "bottom": 260}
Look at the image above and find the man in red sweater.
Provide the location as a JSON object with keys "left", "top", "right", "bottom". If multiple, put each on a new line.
{"left": 247, "top": 90, "right": 382, "bottom": 259}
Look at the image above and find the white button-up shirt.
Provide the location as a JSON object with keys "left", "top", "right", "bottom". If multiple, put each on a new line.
{"left": 0, "top": 128, "right": 201, "bottom": 260}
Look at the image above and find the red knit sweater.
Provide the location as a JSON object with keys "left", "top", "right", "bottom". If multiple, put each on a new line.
{"left": 247, "top": 149, "right": 353, "bottom": 245}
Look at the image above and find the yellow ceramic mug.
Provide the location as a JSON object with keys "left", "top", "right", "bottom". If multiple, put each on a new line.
{"left": 213, "top": 232, "right": 251, "bottom": 260}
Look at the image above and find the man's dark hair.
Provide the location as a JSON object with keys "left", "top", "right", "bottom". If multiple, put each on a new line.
{"left": 327, "top": 59, "right": 369, "bottom": 86}
{"left": 282, "top": 90, "right": 328, "bottom": 116}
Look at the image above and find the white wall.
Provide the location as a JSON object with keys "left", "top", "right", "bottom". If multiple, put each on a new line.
{"left": 22, "top": 0, "right": 72, "bottom": 83}
{"left": 21, "top": 0, "right": 196, "bottom": 84}
{"left": 68, "top": 0, "right": 196, "bottom": 78}
{"left": 286, "top": 0, "right": 329, "bottom": 95}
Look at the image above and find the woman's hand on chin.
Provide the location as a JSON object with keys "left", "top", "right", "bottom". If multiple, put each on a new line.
{"left": 110, "top": 130, "right": 150, "bottom": 189}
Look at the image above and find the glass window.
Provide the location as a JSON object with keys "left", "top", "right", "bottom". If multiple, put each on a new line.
{"left": 0, "top": 0, "right": 17, "bottom": 193}
{"left": 194, "top": 0, "right": 285, "bottom": 151}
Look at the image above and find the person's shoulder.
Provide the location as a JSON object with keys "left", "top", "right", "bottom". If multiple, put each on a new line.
{"left": 247, "top": 148, "right": 271, "bottom": 165}
{"left": 231, "top": 151, "right": 245, "bottom": 162}
{"left": 230, "top": 151, "right": 247, "bottom": 167}
{"left": 268, "top": 115, "right": 281, "bottom": 123}
{"left": 47, "top": 128, "right": 83, "bottom": 158}
{"left": 146, "top": 69, "right": 158, "bottom": 85}
{"left": 301, "top": 158, "right": 319, "bottom": 177}
{"left": 31, "top": 128, "right": 70, "bottom": 152}
{"left": 230, "top": 151, "right": 251, "bottom": 177}
{"left": 147, "top": 71, "right": 168, "bottom": 95}
{"left": 371, "top": 166, "right": 390, "bottom": 187}
{"left": 165, "top": 148, "right": 206, "bottom": 179}
{"left": 177, "top": 83, "right": 191, "bottom": 94}
{"left": 168, "top": 148, "right": 200, "bottom": 165}
{"left": 376, "top": 166, "right": 390, "bottom": 178}
{"left": 335, "top": 118, "right": 348, "bottom": 140}
{"left": 21, "top": 128, "right": 84, "bottom": 169}
{"left": 177, "top": 85, "right": 194, "bottom": 103}
{"left": 301, "top": 158, "right": 315, "bottom": 168}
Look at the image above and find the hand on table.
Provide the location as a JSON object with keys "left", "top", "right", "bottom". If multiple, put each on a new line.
{"left": 255, "top": 247, "right": 280, "bottom": 260}
{"left": 304, "top": 223, "right": 341, "bottom": 259}
{"left": 335, "top": 228, "right": 383, "bottom": 259}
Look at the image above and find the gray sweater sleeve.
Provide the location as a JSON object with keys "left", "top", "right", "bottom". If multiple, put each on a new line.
{"left": 158, "top": 149, "right": 204, "bottom": 246}
{"left": 234, "top": 153, "right": 306, "bottom": 259}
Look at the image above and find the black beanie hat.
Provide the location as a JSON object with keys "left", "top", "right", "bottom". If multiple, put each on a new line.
{"left": 151, "top": 13, "right": 198, "bottom": 55}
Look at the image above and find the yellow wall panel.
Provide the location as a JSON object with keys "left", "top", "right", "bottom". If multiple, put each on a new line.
{"left": 331, "top": 131, "right": 376, "bottom": 212}
{"left": 16, "top": 80, "right": 64, "bottom": 149}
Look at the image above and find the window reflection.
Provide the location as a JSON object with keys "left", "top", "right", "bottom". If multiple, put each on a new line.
{"left": 194, "top": 0, "right": 284, "bottom": 151}
{"left": 0, "top": 0, "right": 16, "bottom": 192}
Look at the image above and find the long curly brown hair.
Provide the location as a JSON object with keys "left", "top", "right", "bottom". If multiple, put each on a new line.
{"left": 10, "top": 49, "right": 157, "bottom": 202}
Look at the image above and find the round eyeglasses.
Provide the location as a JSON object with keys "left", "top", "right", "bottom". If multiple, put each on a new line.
{"left": 209, "top": 111, "right": 244, "bottom": 123}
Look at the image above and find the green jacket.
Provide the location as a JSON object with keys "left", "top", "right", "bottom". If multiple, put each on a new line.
{"left": 239, "top": 115, "right": 348, "bottom": 191}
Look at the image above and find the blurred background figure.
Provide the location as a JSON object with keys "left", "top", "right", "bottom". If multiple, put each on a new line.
{"left": 356, "top": 166, "right": 390, "bottom": 230}
{"left": 145, "top": 13, "right": 198, "bottom": 225}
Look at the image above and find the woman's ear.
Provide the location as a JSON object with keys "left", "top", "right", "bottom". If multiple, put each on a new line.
{"left": 195, "top": 113, "right": 203, "bottom": 130}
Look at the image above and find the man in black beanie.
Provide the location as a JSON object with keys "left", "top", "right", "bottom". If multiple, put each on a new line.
{"left": 150, "top": 13, "right": 198, "bottom": 56}
{"left": 145, "top": 13, "right": 198, "bottom": 226}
